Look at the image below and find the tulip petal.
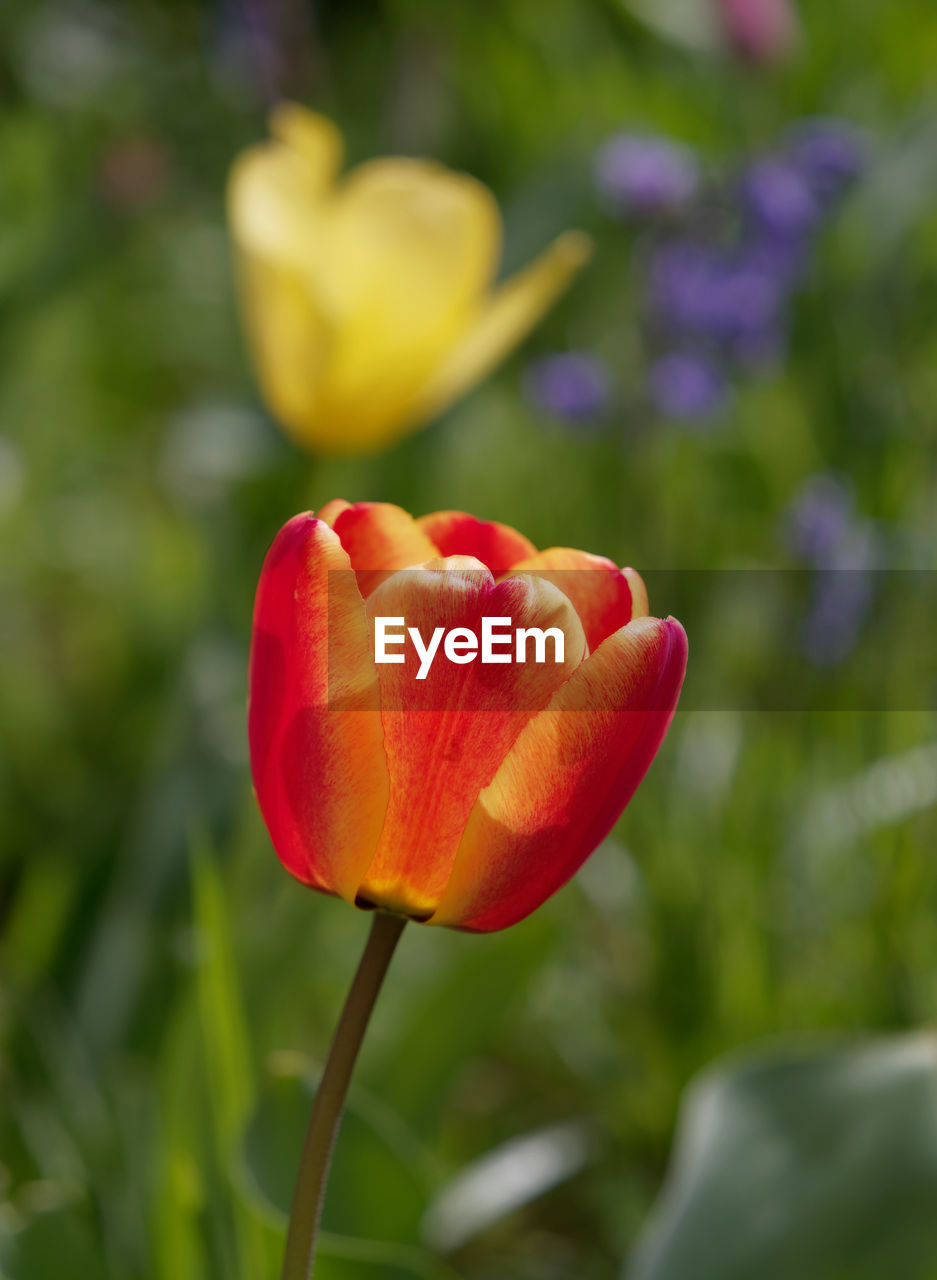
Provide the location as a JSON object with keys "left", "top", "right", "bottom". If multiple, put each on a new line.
{"left": 356, "top": 561, "right": 587, "bottom": 919}
{"left": 431, "top": 616, "right": 687, "bottom": 932}
{"left": 411, "top": 230, "right": 592, "bottom": 423}
{"left": 509, "top": 548, "right": 646, "bottom": 653}
{"left": 330, "top": 502, "right": 441, "bottom": 597}
{"left": 226, "top": 108, "right": 344, "bottom": 450}
{"left": 228, "top": 135, "right": 331, "bottom": 274}
{"left": 268, "top": 103, "right": 343, "bottom": 188}
{"left": 248, "top": 513, "right": 388, "bottom": 902}
{"left": 321, "top": 159, "right": 501, "bottom": 323}
{"left": 417, "top": 510, "right": 536, "bottom": 574}
{"left": 303, "top": 159, "right": 503, "bottom": 451}
{"left": 228, "top": 127, "right": 335, "bottom": 444}
{"left": 316, "top": 498, "right": 352, "bottom": 528}
{"left": 231, "top": 252, "right": 332, "bottom": 443}
{"left": 624, "top": 567, "right": 650, "bottom": 619}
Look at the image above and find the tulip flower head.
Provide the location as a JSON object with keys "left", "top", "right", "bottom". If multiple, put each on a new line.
{"left": 249, "top": 502, "right": 687, "bottom": 931}
{"left": 228, "top": 105, "right": 592, "bottom": 454}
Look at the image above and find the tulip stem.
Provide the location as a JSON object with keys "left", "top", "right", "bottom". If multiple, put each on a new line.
{"left": 281, "top": 911, "right": 406, "bottom": 1280}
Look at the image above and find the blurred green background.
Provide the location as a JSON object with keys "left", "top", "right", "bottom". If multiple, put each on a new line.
{"left": 2, "top": 1, "right": 937, "bottom": 1277}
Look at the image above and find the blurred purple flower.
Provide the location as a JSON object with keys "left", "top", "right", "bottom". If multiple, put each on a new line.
{"left": 788, "top": 118, "right": 867, "bottom": 204}
{"left": 596, "top": 134, "right": 699, "bottom": 218}
{"left": 786, "top": 473, "right": 881, "bottom": 665}
{"left": 620, "top": 118, "right": 870, "bottom": 416}
{"left": 648, "top": 352, "right": 727, "bottom": 421}
{"left": 729, "top": 322, "right": 788, "bottom": 371}
{"left": 647, "top": 242, "right": 714, "bottom": 331}
{"left": 524, "top": 353, "right": 612, "bottom": 424}
{"left": 648, "top": 241, "right": 786, "bottom": 345}
{"left": 742, "top": 156, "right": 819, "bottom": 240}
{"left": 786, "top": 473, "right": 855, "bottom": 564}
{"left": 802, "top": 570, "right": 874, "bottom": 665}
{"left": 742, "top": 232, "right": 809, "bottom": 288}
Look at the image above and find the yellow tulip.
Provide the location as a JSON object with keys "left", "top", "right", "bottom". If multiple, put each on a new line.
{"left": 227, "top": 104, "right": 592, "bottom": 454}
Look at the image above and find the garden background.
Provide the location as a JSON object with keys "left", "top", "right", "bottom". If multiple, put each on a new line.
{"left": 2, "top": 0, "right": 937, "bottom": 1277}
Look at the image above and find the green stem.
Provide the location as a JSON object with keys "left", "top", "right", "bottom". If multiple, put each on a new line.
{"left": 281, "top": 911, "right": 406, "bottom": 1280}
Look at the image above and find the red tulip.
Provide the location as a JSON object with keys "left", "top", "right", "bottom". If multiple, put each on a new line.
{"left": 249, "top": 502, "right": 687, "bottom": 932}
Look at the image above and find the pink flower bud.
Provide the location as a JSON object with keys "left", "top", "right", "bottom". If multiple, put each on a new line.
{"left": 713, "top": 0, "right": 798, "bottom": 64}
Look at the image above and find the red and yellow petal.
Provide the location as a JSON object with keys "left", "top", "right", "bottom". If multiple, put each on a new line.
{"left": 248, "top": 513, "right": 388, "bottom": 902}
{"left": 623, "top": 567, "right": 649, "bottom": 619}
{"left": 508, "top": 548, "right": 645, "bottom": 653}
{"left": 330, "top": 501, "right": 440, "bottom": 597}
{"left": 417, "top": 510, "right": 536, "bottom": 574}
{"left": 316, "top": 498, "right": 352, "bottom": 527}
{"left": 430, "top": 615, "right": 687, "bottom": 931}
{"left": 356, "top": 559, "right": 586, "bottom": 918}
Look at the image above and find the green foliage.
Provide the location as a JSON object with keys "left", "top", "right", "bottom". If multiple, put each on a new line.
{"left": 627, "top": 1036, "right": 937, "bottom": 1280}
{"left": 1, "top": 0, "right": 937, "bottom": 1277}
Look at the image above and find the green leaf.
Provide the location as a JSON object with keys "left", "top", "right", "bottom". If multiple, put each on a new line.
{"left": 626, "top": 1035, "right": 937, "bottom": 1280}
{"left": 188, "top": 833, "right": 274, "bottom": 1279}
{"left": 421, "top": 1120, "right": 595, "bottom": 1253}
{"left": 241, "top": 1065, "right": 450, "bottom": 1279}
{"left": 624, "top": 0, "right": 722, "bottom": 52}
{"left": 0, "top": 1208, "right": 108, "bottom": 1280}
{"left": 242, "top": 1065, "right": 427, "bottom": 1239}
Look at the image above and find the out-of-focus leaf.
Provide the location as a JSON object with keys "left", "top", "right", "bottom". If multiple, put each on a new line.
{"left": 0, "top": 855, "right": 77, "bottom": 982}
{"left": 242, "top": 1064, "right": 426, "bottom": 1238}
{"left": 624, "top": 0, "right": 721, "bottom": 52}
{"left": 190, "top": 835, "right": 273, "bottom": 1279}
{"left": 421, "top": 1120, "right": 595, "bottom": 1253}
{"left": 152, "top": 997, "right": 209, "bottom": 1280}
{"left": 191, "top": 835, "right": 254, "bottom": 1149}
{"left": 242, "top": 1063, "right": 449, "bottom": 1279}
{"left": 847, "top": 111, "right": 937, "bottom": 257}
{"left": 315, "top": 1231, "right": 454, "bottom": 1279}
{"left": 625, "top": 1034, "right": 937, "bottom": 1280}
{"left": 374, "top": 918, "right": 557, "bottom": 1128}
{"left": 0, "top": 1206, "right": 107, "bottom": 1280}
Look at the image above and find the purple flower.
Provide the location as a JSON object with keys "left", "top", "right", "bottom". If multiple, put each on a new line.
{"left": 647, "top": 241, "right": 715, "bottom": 331}
{"left": 742, "top": 156, "right": 820, "bottom": 240}
{"left": 742, "top": 231, "right": 809, "bottom": 287}
{"left": 647, "top": 241, "right": 786, "bottom": 346}
{"left": 729, "top": 322, "right": 787, "bottom": 371}
{"left": 785, "top": 474, "right": 856, "bottom": 566}
{"left": 788, "top": 118, "right": 868, "bottom": 204}
{"left": 802, "top": 570, "right": 874, "bottom": 665}
{"left": 524, "top": 353, "right": 612, "bottom": 424}
{"left": 596, "top": 134, "right": 699, "bottom": 218}
{"left": 648, "top": 352, "right": 727, "bottom": 421}
{"left": 786, "top": 474, "right": 881, "bottom": 665}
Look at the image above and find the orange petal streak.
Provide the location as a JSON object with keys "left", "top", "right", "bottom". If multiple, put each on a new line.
{"left": 417, "top": 510, "right": 536, "bottom": 573}
{"left": 356, "top": 559, "right": 586, "bottom": 918}
{"left": 331, "top": 502, "right": 441, "bottom": 597}
{"left": 431, "top": 616, "right": 688, "bottom": 931}
{"left": 248, "top": 513, "right": 389, "bottom": 902}
{"left": 509, "top": 548, "right": 643, "bottom": 652}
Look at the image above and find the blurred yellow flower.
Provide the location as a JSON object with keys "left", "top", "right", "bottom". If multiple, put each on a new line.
{"left": 227, "top": 104, "right": 591, "bottom": 454}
